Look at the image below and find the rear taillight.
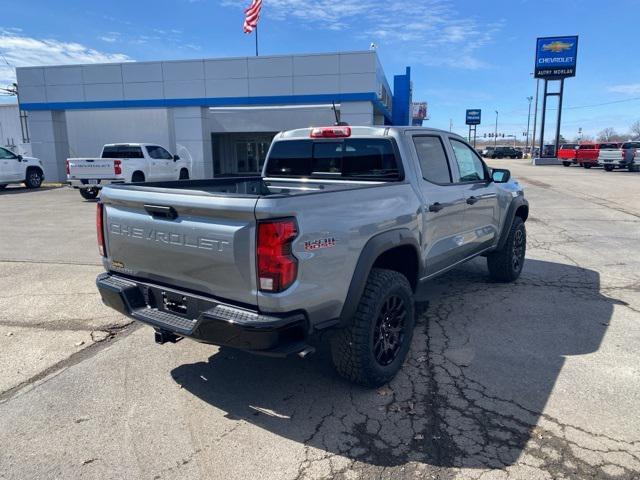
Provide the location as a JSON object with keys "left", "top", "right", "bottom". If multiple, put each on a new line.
{"left": 114, "top": 160, "right": 122, "bottom": 175}
{"left": 257, "top": 218, "right": 298, "bottom": 293}
{"left": 96, "top": 203, "right": 106, "bottom": 257}
{"left": 65, "top": 160, "right": 70, "bottom": 175}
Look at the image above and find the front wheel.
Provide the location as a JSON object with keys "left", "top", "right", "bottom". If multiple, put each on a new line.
{"left": 487, "top": 216, "right": 526, "bottom": 282}
{"left": 79, "top": 188, "right": 99, "bottom": 200}
{"left": 604, "top": 164, "right": 614, "bottom": 172}
{"left": 25, "top": 168, "right": 43, "bottom": 189}
{"left": 0, "top": 184, "right": 7, "bottom": 190}
{"left": 562, "top": 161, "right": 571, "bottom": 167}
{"left": 583, "top": 164, "right": 592, "bottom": 169}
{"left": 179, "top": 168, "right": 189, "bottom": 180}
{"left": 330, "top": 268, "right": 415, "bottom": 387}
{"left": 629, "top": 165, "right": 639, "bottom": 172}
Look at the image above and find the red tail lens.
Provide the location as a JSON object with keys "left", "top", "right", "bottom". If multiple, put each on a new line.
{"left": 113, "top": 159, "right": 122, "bottom": 175}
{"left": 96, "top": 203, "right": 106, "bottom": 257}
{"left": 310, "top": 126, "right": 351, "bottom": 138}
{"left": 257, "top": 218, "right": 298, "bottom": 292}
{"left": 65, "top": 160, "right": 70, "bottom": 175}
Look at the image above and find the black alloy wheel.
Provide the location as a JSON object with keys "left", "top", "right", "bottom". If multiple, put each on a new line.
{"left": 373, "top": 294, "right": 407, "bottom": 366}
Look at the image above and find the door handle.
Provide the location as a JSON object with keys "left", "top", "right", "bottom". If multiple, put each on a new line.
{"left": 466, "top": 196, "right": 479, "bottom": 205}
{"left": 428, "top": 202, "right": 445, "bottom": 213}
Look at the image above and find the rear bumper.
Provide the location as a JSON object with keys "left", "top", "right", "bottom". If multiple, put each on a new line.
{"left": 67, "top": 178, "right": 125, "bottom": 189}
{"left": 96, "top": 273, "right": 309, "bottom": 356}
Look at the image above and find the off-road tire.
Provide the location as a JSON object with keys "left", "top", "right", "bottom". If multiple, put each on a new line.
{"left": 25, "top": 168, "right": 43, "bottom": 189}
{"left": 604, "top": 164, "right": 614, "bottom": 172}
{"left": 79, "top": 188, "right": 99, "bottom": 200}
{"left": 487, "top": 216, "right": 526, "bottom": 282}
{"left": 131, "top": 171, "right": 145, "bottom": 183}
{"left": 330, "top": 268, "right": 415, "bottom": 388}
{"left": 562, "top": 161, "right": 571, "bottom": 167}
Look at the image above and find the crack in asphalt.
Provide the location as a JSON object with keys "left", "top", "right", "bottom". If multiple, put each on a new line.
{"left": 0, "top": 322, "right": 136, "bottom": 403}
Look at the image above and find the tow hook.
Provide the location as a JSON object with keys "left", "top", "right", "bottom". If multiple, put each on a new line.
{"left": 297, "top": 346, "right": 316, "bottom": 358}
{"left": 154, "top": 329, "right": 182, "bottom": 345}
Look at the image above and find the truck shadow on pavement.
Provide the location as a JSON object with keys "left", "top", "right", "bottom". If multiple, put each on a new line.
{"left": 171, "top": 258, "right": 618, "bottom": 474}
{"left": 0, "top": 185, "right": 62, "bottom": 195}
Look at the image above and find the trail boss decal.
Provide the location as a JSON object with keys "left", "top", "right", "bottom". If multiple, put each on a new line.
{"left": 304, "top": 237, "right": 336, "bottom": 251}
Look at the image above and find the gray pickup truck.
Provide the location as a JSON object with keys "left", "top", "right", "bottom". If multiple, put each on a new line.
{"left": 96, "top": 126, "right": 528, "bottom": 387}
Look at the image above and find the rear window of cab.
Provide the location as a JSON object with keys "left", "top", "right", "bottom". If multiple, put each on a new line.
{"left": 265, "top": 139, "right": 401, "bottom": 180}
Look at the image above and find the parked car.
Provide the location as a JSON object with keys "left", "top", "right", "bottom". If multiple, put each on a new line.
{"left": 558, "top": 143, "right": 579, "bottom": 166}
{"left": 598, "top": 142, "right": 639, "bottom": 172}
{"left": 0, "top": 146, "right": 45, "bottom": 190}
{"left": 487, "top": 146, "right": 523, "bottom": 159}
{"left": 67, "top": 143, "right": 191, "bottom": 200}
{"left": 481, "top": 146, "right": 495, "bottom": 157}
{"left": 95, "top": 125, "right": 529, "bottom": 387}
{"left": 576, "top": 143, "right": 599, "bottom": 168}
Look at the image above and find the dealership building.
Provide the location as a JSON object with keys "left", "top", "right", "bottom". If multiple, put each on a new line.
{"left": 15, "top": 51, "right": 413, "bottom": 182}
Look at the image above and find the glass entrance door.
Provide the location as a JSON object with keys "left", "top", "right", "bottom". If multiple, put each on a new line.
{"left": 235, "top": 138, "right": 271, "bottom": 174}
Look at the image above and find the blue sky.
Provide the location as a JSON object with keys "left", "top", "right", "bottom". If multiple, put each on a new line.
{"left": 1, "top": 0, "right": 639, "bottom": 140}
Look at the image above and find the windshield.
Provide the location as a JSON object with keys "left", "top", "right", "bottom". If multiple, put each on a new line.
{"left": 265, "top": 138, "right": 401, "bottom": 180}
{"left": 560, "top": 144, "right": 577, "bottom": 149}
{"left": 578, "top": 145, "right": 596, "bottom": 150}
{"left": 599, "top": 143, "right": 620, "bottom": 149}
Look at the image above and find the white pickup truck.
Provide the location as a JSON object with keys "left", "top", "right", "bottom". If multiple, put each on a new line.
{"left": 0, "top": 146, "right": 45, "bottom": 190}
{"left": 67, "top": 143, "right": 191, "bottom": 199}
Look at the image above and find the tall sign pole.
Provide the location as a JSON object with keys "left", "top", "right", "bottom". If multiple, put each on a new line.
{"left": 534, "top": 36, "right": 578, "bottom": 159}
{"left": 465, "top": 109, "right": 481, "bottom": 148}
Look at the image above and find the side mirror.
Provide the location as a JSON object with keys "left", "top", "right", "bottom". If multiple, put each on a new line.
{"left": 17, "top": 155, "right": 23, "bottom": 161}
{"left": 173, "top": 155, "right": 180, "bottom": 161}
{"left": 491, "top": 168, "right": 511, "bottom": 183}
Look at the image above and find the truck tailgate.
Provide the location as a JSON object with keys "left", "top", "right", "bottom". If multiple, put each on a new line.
{"left": 100, "top": 187, "right": 259, "bottom": 306}
{"left": 68, "top": 158, "right": 116, "bottom": 178}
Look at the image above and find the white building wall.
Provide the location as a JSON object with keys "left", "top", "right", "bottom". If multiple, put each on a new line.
{"left": 65, "top": 108, "right": 172, "bottom": 157}
{"left": 0, "top": 104, "right": 31, "bottom": 156}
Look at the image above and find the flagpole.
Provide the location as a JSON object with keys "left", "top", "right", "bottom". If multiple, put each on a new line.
{"left": 255, "top": 25, "right": 259, "bottom": 57}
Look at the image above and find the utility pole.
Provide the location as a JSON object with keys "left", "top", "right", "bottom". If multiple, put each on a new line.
{"left": 494, "top": 110, "right": 499, "bottom": 147}
{"left": 525, "top": 96, "right": 533, "bottom": 154}
{"left": 531, "top": 78, "right": 540, "bottom": 157}
{"left": 449, "top": 119, "right": 453, "bottom": 132}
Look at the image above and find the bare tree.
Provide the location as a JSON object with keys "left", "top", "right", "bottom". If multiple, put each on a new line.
{"left": 598, "top": 128, "right": 618, "bottom": 142}
{"left": 630, "top": 120, "right": 640, "bottom": 140}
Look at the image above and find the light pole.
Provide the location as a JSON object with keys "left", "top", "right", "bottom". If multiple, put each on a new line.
{"left": 525, "top": 96, "right": 533, "bottom": 155}
{"left": 494, "top": 110, "right": 499, "bottom": 147}
{"left": 531, "top": 78, "right": 540, "bottom": 158}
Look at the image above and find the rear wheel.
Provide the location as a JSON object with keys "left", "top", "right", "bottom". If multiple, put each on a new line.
{"left": 79, "top": 188, "right": 99, "bottom": 200}
{"left": 562, "top": 161, "right": 571, "bottom": 167}
{"left": 330, "top": 268, "right": 415, "bottom": 387}
{"left": 487, "top": 217, "right": 526, "bottom": 282}
{"left": 25, "top": 168, "right": 43, "bottom": 188}
{"left": 629, "top": 165, "right": 639, "bottom": 172}
{"left": 0, "top": 184, "right": 7, "bottom": 190}
{"left": 583, "top": 163, "right": 592, "bottom": 169}
{"left": 604, "top": 164, "right": 614, "bottom": 172}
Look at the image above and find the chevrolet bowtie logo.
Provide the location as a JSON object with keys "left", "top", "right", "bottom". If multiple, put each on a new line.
{"left": 542, "top": 41, "right": 573, "bottom": 53}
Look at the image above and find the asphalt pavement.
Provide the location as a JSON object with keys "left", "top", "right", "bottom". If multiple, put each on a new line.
{"left": 0, "top": 164, "right": 639, "bottom": 480}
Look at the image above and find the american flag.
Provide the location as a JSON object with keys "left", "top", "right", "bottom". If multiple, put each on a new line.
{"left": 243, "top": 0, "right": 262, "bottom": 33}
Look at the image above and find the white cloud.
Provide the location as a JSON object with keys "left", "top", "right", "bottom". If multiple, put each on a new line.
{"left": 0, "top": 29, "right": 131, "bottom": 88}
{"left": 221, "top": 0, "right": 502, "bottom": 69}
{"left": 608, "top": 84, "right": 640, "bottom": 96}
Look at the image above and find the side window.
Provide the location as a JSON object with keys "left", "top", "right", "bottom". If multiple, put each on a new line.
{"left": 146, "top": 146, "right": 172, "bottom": 160}
{"left": 0, "top": 147, "right": 17, "bottom": 159}
{"left": 450, "top": 139, "right": 486, "bottom": 182}
{"left": 413, "top": 136, "right": 452, "bottom": 184}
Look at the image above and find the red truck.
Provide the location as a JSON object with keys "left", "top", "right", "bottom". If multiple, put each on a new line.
{"left": 576, "top": 143, "right": 599, "bottom": 168}
{"left": 558, "top": 143, "right": 579, "bottom": 167}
